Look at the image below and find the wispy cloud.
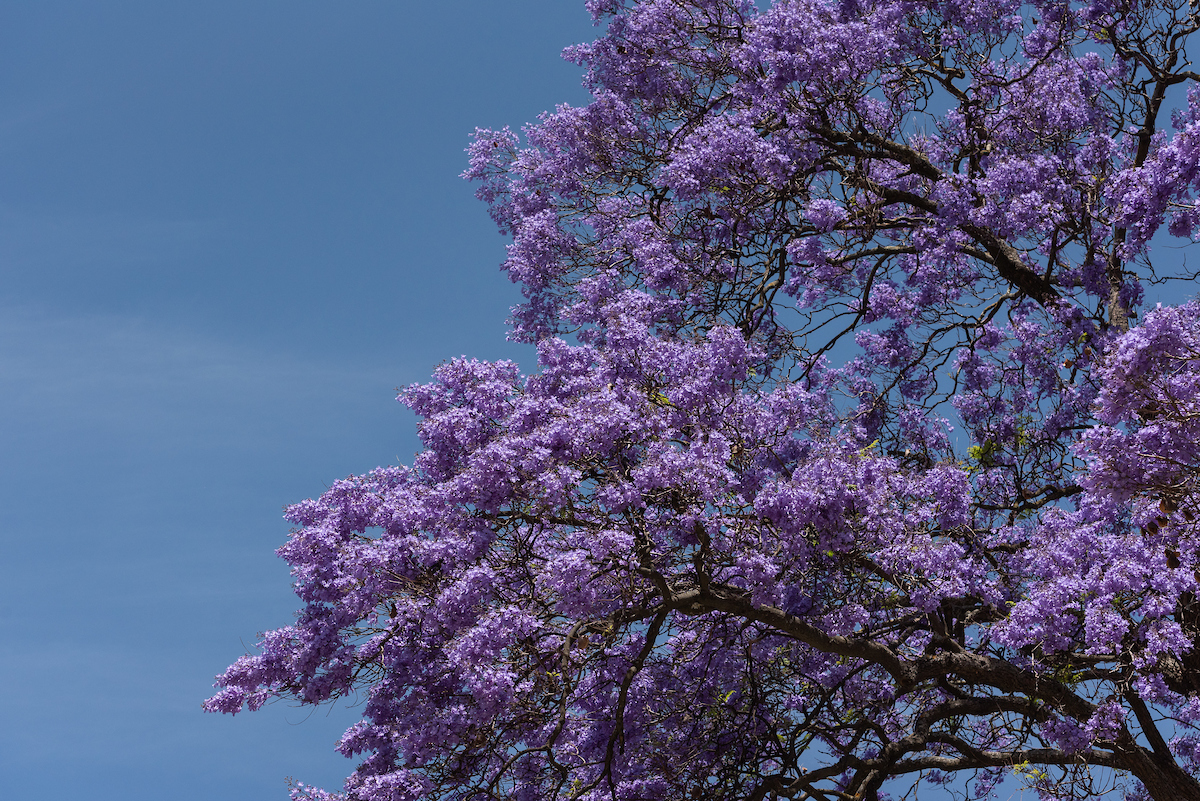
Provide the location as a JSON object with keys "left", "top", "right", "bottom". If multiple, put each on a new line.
{"left": 0, "top": 305, "right": 418, "bottom": 456}
{"left": 0, "top": 208, "right": 220, "bottom": 272}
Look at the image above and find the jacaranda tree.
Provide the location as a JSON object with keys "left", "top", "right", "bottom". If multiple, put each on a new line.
{"left": 208, "top": 1, "right": 1200, "bottom": 798}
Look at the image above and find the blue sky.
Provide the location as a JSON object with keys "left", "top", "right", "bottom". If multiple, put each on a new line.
{"left": 0, "top": 2, "right": 595, "bottom": 797}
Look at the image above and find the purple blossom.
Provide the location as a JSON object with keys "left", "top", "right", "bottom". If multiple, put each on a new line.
{"left": 210, "top": 2, "right": 1200, "bottom": 800}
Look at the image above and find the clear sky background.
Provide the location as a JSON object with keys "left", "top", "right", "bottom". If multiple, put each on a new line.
{"left": 2, "top": 3, "right": 1195, "bottom": 800}
{"left": 0, "top": 2, "right": 596, "bottom": 798}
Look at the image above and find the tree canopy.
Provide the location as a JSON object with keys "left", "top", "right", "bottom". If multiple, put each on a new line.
{"left": 207, "top": 1, "right": 1200, "bottom": 799}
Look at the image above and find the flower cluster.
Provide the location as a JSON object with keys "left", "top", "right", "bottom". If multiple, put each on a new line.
{"left": 212, "top": 2, "right": 1200, "bottom": 800}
